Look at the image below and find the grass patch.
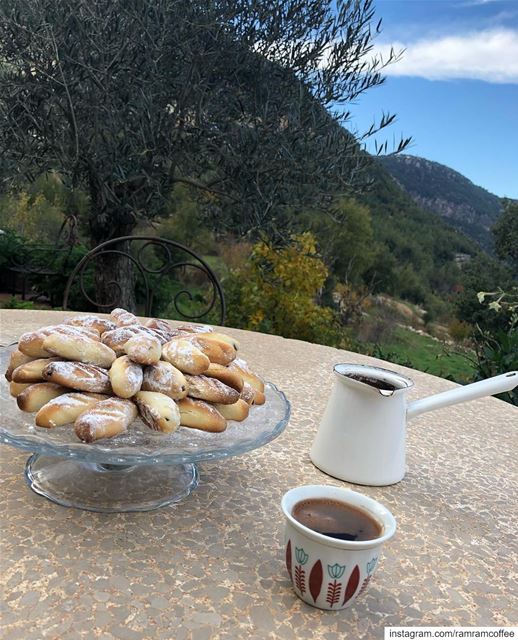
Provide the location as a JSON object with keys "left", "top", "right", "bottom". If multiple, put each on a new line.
{"left": 363, "top": 326, "right": 475, "bottom": 382}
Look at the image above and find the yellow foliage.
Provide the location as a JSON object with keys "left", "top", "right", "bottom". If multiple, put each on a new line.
{"left": 226, "top": 232, "right": 340, "bottom": 345}
{"left": 13, "top": 193, "right": 46, "bottom": 240}
{"left": 333, "top": 282, "right": 370, "bottom": 325}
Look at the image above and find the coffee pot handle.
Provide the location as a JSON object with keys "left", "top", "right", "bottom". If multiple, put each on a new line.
{"left": 407, "top": 371, "right": 518, "bottom": 419}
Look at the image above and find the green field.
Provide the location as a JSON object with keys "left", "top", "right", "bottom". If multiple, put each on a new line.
{"left": 361, "top": 325, "right": 476, "bottom": 382}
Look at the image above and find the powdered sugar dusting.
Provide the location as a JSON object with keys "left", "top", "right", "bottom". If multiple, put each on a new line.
{"left": 195, "top": 398, "right": 223, "bottom": 417}
{"left": 125, "top": 335, "right": 160, "bottom": 362}
{"left": 54, "top": 324, "right": 100, "bottom": 339}
{"left": 2, "top": 366, "right": 286, "bottom": 457}
{"left": 240, "top": 382, "right": 255, "bottom": 404}
{"left": 45, "top": 393, "right": 94, "bottom": 408}
{"left": 65, "top": 315, "right": 116, "bottom": 333}
{"left": 143, "top": 362, "right": 183, "bottom": 394}
{"left": 38, "top": 393, "right": 106, "bottom": 427}
{"left": 102, "top": 326, "right": 152, "bottom": 353}
{"left": 186, "top": 375, "right": 238, "bottom": 403}
{"left": 126, "top": 363, "right": 143, "bottom": 386}
{"left": 45, "top": 361, "right": 111, "bottom": 392}
{"left": 177, "top": 324, "right": 214, "bottom": 334}
{"left": 163, "top": 340, "right": 195, "bottom": 368}
{"left": 111, "top": 308, "right": 138, "bottom": 327}
{"left": 108, "top": 357, "right": 142, "bottom": 397}
{"left": 147, "top": 328, "right": 172, "bottom": 344}
{"left": 77, "top": 399, "right": 137, "bottom": 437}
{"left": 44, "top": 332, "right": 103, "bottom": 359}
{"left": 18, "top": 325, "right": 98, "bottom": 355}
{"left": 144, "top": 319, "right": 176, "bottom": 341}
{"left": 49, "top": 361, "right": 105, "bottom": 380}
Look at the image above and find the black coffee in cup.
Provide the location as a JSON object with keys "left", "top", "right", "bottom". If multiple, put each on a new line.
{"left": 292, "top": 498, "right": 382, "bottom": 541}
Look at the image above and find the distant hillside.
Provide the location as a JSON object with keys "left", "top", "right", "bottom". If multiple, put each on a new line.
{"left": 378, "top": 154, "right": 503, "bottom": 251}
{"left": 320, "top": 156, "right": 483, "bottom": 313}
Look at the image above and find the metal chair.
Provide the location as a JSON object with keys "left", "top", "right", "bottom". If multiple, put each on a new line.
{"left": 7, "top": 216, "right": 79, "bottom": 305}
{"left": 62, "top": 235, "right": 226, "bottom": 325}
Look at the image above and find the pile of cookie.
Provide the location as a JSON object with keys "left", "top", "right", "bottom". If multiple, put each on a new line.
{"left": 5, "top": 309, "right": 265, "bottom": 443}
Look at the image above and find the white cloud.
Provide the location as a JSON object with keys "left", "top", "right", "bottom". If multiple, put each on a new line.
{"left": 461, "top": 0, "right": 501, "bottom": 5}
{"left": 374, "top": 29, "right": 518, "bottom": 83}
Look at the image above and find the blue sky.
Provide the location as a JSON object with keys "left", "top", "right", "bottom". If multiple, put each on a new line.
{"left": 346, "top": 0, "right": 518, "bottom": 198}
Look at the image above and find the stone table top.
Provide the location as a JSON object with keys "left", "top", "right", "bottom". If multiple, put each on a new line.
{"left": 1, "top": 309, "right": 517, "bottom": 640}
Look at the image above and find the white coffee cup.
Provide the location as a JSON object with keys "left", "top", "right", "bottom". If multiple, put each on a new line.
{"left": 281, "top": 485, "right": 396, "bottom": 610}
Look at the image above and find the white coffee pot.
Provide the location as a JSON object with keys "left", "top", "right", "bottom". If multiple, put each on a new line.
{"left": 310, "top": 364, "right": 518, "bottom": 486}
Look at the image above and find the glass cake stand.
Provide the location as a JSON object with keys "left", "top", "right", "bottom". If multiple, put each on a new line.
{"left": 0, "top": 347, "right": 290, "bottom": 512}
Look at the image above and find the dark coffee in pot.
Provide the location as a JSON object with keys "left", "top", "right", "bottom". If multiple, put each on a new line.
{"left": 292, "top": 498, "right": 382, "bottom": 541}
{"left": 345, "top": 373, "right": 397, "bottom": 391}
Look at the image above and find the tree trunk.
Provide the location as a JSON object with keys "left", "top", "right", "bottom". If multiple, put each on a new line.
{"left": 88, "top": 206, "right": 138, "bottom": 312}
{"left": 87, "top": 170, "right": 148, "bottom": 312}
{"left": 95, "top": 243, "right": 138, "bottom": 313}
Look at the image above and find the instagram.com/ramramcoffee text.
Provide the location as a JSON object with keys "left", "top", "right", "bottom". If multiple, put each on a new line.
{"left": 385, "top": 628, "right": 517, "bottom": 640}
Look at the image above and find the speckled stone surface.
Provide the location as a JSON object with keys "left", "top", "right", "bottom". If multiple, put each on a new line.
{"left": 1, "top": 309, "right": 517, "bottom": 639}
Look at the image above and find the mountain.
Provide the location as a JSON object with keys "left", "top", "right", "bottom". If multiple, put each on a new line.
{"left": 378, "top": 154, "right": 503, "bottom": 251}
{"left": 351, "top": 157, "right": 482, "bottom": 308}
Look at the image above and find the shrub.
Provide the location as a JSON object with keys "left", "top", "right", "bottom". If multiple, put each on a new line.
{"left": 0, "top": 189, "right": 65, "bottom": 243}
{"left": 225, "top": 232, "right": 341, "bottom": 346}
{"left": 456, "top": 255, "right": 514, "bottom": 333}
{"left": 1, "top": 297, "right": 36, "bottom": 310}
{"left": 448, "top": 319, "right": 472, "bottom": 343}
{"left": 470, "top": 289, "right": 518, "bottom": 405}
{"left": 424, "top": 292, "right": 453, "bottom": 325}
{"left": 369, "top": 345, "right": 416, "bottom": 370}
{"left": 0, "top": 231, "right": 27, "bottom": 273}
{"left": 29, "top": 244, "right": 91, "bottom": 309}
{"left": 356, "top": 317, "right": 395, "bottom": 346}
{"left": 157, "top": 185, "right": 217, "bottom": 255}
{"left": 333, "top": 282, "right": 370, "bottom": 326}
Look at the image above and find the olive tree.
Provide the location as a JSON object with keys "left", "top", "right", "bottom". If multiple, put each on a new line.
{"left": 0, "top": 0, "right": 404, "bottom": 308}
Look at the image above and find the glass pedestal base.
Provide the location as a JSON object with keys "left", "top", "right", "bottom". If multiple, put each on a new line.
{"left": 24, "top": 454, "right": 199, "bottom": 513}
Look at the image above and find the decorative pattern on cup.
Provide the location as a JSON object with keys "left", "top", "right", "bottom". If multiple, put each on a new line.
{"left": 309, "top": 559, "right": 323, "bottom": 603}
{"left": 285, "top": 540, "right": 373, "bottom": 609}
{"left": 286, "top": 539, "right": 293, "bottom": 583}
{"left": 326, "top": 563, "right": 346, "bottom": 607}
{"left": 294, "top": 547, "right": 309, "bottom": 594}
{"left": 342, "top": 564, "right": 360, "bottom": 606}
{"left": 357, "top": 555, "right": 379, "bottom": 598}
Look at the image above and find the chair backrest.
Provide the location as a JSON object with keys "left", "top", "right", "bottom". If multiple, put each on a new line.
{"left": 9, "top": 215, "right": 79, "bottom": 273}
{"left": 62, "top": 235, "right": 226, "bottom": 325}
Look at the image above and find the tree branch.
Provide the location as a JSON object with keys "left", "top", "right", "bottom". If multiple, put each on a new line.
{"left": 47, "top": 25, "right": 80, "bottom": 164}
{"left": 171, "top": 176, "right": 239, "bottom": 203}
